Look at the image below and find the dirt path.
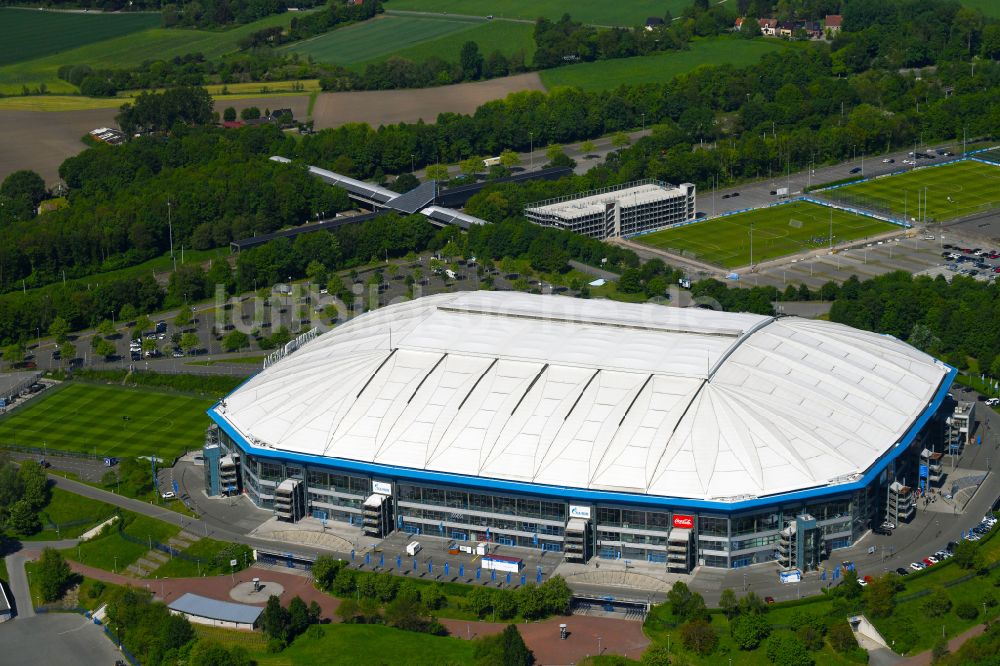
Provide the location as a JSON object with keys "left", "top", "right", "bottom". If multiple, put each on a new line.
{"left": 311, "top": 73, "right": 545, "bottom": 129}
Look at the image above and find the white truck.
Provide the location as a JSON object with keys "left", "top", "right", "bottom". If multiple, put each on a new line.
{"left": 406, "top": 541, "right": 422, "bottom": 556}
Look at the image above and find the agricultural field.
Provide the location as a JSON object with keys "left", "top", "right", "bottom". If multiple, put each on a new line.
{"left": 0, "top": 10, "right": 308, "bottom": 94}
{"left": 637, "top": 201, "right": 898, "bottom": 269}
{"left": 0, "top": 382, "right": 213, "bottom": 461}
{"left": 0, "top": 7, "right": 159, "bottom": 68}
{"left": 386, "top": 0, "right": 691, "bottom": 26}
{"left": 540, "top": 38, "right": 785, "bottom": 92}
{"left": 286, "top": 14, "right": 503, "bottom": 67}
{"left": 352, "top": 19, "right": 536, "bottom": 70}
{"left": 828, "top": 159, "right": 1000, "bottom": 223}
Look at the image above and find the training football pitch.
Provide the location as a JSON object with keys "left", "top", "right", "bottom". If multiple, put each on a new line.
{"left": 637, "top": 201, "right": 898, "bottom": 269}
{"left": 0, "top": 382, "right": 213, "bottom": 460}
{"left": 827, "top": 159, "right": 1000, "bottom": 223}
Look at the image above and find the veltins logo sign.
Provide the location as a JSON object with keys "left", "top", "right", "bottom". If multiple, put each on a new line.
{"left": 372, "top": 480, "right": 392, "bottom": 496}
{"left": 569, "top": 505, "right": 591, "bottom": 519}
{"left": 672, "top": 514, "right": 694, "bottom": 529}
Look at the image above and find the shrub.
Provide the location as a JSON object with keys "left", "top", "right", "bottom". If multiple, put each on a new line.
{"left": 956, "top": 602, "right": 979, "bottom": 620}
{"left": 765, "top": 633, "right": 813, "bottom": 666}
{"left": 88, "top": 581, "right": 106, "bottom": 599}
{"left": 828, "top": 620, "right": 858, "bottom": 653}
{"left": 731, "top": 612, "right": 771, "bottom": 650}
{"left": 923, "top": 588, "right": 953, "bottom": 618}
{"left": 265, "top": 638, "right": 285, "bottom": 653}
{"left": 680, "top": 619, "right": 718, "bottom": 655}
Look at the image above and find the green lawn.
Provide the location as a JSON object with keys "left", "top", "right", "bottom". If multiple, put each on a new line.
{"left": 637, "top": 201, "right": 898, "bottom": 269}
{"left": 150, "top": 538, "right": 251, "bottom": 578}
{"left": 386, "top": 0, "right": 691, "bottom": 26}
{"left": 828, "top": 159, "right": 1000, "bottom": 223}
{"left": 0, "top": 382, "right": 213, "bottom": 461}
{"left": 0, "top": 11, "right": 309, "bottom": 94}
{"left": 541, "top": 37, "right": 786, "bottom": 91}
{"left": 0, "top": 7, "right": 160, "bottom": 68}
{"left": 258, "top": 624, "right": 476, "bottom": 665}
{"left": 20, "top": 486, "right": 118, "bottom": 541}
{"left": 63, "top": 511, "right": 180, "bottom": 573}
{"left": 352, "top": 19, "right": 535, "bottom": 70}
{"left": 286, "top": 15, "right": 486, "bottom": 66}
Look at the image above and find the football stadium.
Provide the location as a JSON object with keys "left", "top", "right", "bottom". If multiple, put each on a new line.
{"left": 206, "top": 293, "right": 956, "bottom": 572}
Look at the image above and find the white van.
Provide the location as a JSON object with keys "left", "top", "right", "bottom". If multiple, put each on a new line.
{"left": 406, "top": 541, "right": 422, "bottom": 556}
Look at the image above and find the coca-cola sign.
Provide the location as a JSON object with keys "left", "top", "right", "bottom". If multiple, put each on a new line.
{"left": 672, "top": 514, "right": 694, "bottom": 529}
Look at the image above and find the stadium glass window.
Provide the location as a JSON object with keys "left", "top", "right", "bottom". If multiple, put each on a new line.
{"left": 287, "top": 465, "right": 303, "bottom": 480}
{"left": 398, "top": 484, "right": 420, "bottom": 502}
{"left": 517, "top": 499, "right": 541, "bottom": 518}
{"left": 469, "top": 493, "right": 492, "bottom": 512}
{"left": 540, "top": 501, "right": 565, "bottom": 520}
{"left": 646, "top": 511, "right": 669, "bottom": 530}
{"left": 520, "top": 521, "right": 538, "bottom": 533}
{"left": 259, "top": 461, "right": 283, "bottom": 481}
{"left": 703, "top": 555, "right": 728, "bottom": 568}
{"left": 699, "top": 516, "right": 729, "bottom": 537}
{"left": 349, "top": 477, "right": 370, "bottom": 495}
{"left": 330, "top": 474, "right": 350, "bottom": 493}
{"left": 308, "top": 470, "right": 329, "bottom": 488}
{"left": 496, "top": 497, "right": 517, "bottom": 516}
{"left": 597, "top": 507, "right": 621, "bottom": 527}
{"left": 622, "top": 509, "right": 645, "bottom": 529}
{"left": 446, "top": 491, "right": 468, "bottom": 509}
{"left": 597, "top": 530, "right": 621, "bottom": 542}
{"left": 423, "top": 488, "right": 445, "bottom": 507}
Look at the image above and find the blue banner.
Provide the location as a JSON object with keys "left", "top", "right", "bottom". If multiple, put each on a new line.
{"left": 919, "top": 464, "right": 929, "bottom": 478}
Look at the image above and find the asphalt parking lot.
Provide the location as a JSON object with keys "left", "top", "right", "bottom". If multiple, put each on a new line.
{"left": 0, "top": 613, "right": 123, "bottom": 666}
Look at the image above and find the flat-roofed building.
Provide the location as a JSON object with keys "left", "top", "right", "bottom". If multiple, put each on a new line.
{"left": 524, "top": 180, "right": 696, "bottom": 239}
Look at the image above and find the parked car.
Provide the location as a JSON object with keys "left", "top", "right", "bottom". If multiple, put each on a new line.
{"left": 873, "top": 526, "right": 892, "bottom": 536}
{"left": 765, "top": 596, "right": 775, "bottom": 604}
{"left": 850, "top": 167, "right": 862, "bottom": 174}
{"left": 910, "top": 562, "right": 925, "bottom": 571}
{"left": 895, "top": 567, "right": 909, "bottom": 576}
{"left": 923, "top": 557, "right": 935, "bottom": 566}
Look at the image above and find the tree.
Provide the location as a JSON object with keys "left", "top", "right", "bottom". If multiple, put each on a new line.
{"left": 260, "top": 595, "right": 290, "bottom": 643}
{"left": 618, "top": 268, "right": 643, "bottom": 294}
{"left": 719, "top": 588, "right": 739, "bottom": 619}
{"left": 18, "top": 458, "right": 49, "bottom": 510}
{"left": 38, "top": 547, "right": 73, "bottom": 602}
{"left": 3, "top": 342, "right": 25, "bottom": 367}
{"left": 173, "top": 308, "right": 193, "bottom": 330}
{"left": 222, "top": 330, "right": 249, "bottom": 353}
{"left": 460, "top": 41, "right": 483, "bottom": 79}
{"left": 473, "top": 624, "right": 534, "bottom": 666}
{"left": 612, "top": 131, "right": 631, "bottom": 148}
{"left": 96, "top": 319, "right": 116, "bottom": 337}
{"left": 680, "top": 619, "right": 718, "bottom": 655}
{"left": 828, "top": 620, "right": 857, "bottom": 653}
{"left": 133, "top": 315, "right": 153, "bottom": 336}
{"left": 223, "top": 107, "right": 237, "bottom": 122}
{"left": 287, "top": 596, "right": 310, "bottom": 639}
{"left": 580, "top": 139, "right": 596, "bottom": 154}
{"left": 180, "top": 332, "right": 200, "bottom": 353}
{"left": 922, "top": 587, "right": 952, "bottom": 617}
{"left": 731, "top": 612, "right": 771, "bottom": 650}
{"left": 765, "top": 634, "right": 812, "bottom": 666}
{"left": 240, "top": 106, "right": 261, "bottom": 121}
{"left": 640, "top": 642, "right": 675, "bottom": 666}
{"left": 117, "top": 86, "right": 214, "bottom": 135}
{"left": 516, "top": 584, "right": 547, "bottom": 621}
{"left": 95, "top": 338, "right": 116, "bottom": 359}
{"left": 59, "top": 341, "right": 76, "bottom": 363}
{"left": 467, "top": 586, "right": 493, "bottom": 617}
{"left": 48, "top": 317, "right": 70, "bottom": 344}
{"left": 425, "top": 164, "right": 450, "bottom": 181}
{"left": 492, "top": 589, "right": 517, "bottom": 620}
{"left": 499, "top": 149, "right": 520, "bottom": 168}
{"left": 141, "top": 338, "right": 158, "bottom": 356}
{"left": 8, "top": 499, "right": 39, "bottom": 535}
{"left": 312, "top": 555, "right": 346, "bottom": 591}
{"left": 0, "top": 169, "right": 47, "bottom": 221}
{"left": 545, "top": 144, "right": 565, "bottom": 163}
{"left": 101, "top": 469, "right": 118, "bottom": 488}
{"left": 864, "top": 575, "right": 896, "bottom": 618}
{"left": 953, "top": 539, "right": 984, "bottom": 570}
{"left": 666, "top": 581, "right": 708, "bottom": 622}
{"left": 460, "top": 156, "right": 483, "bottom": 177}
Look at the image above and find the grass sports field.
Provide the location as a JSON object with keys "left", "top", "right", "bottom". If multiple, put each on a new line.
{"left": 828, "top": 159, "right": 1000, "bottom": 223}
{"left": 637, "top": 201, "right": 898, "bottom": 269}
{"left": 387, "top": 0, "right": 690, "bottom": 26}
{"left": 0, "top": 382, "right": 213, "bottom": 460}
{"left": 286, "top": 15, "right": 534, "bottom": 68}
{"left": 0, "top": 11, "right": 308, "bottom": 94}
{"left": 541, "top": 38, "right": 785, "bottom": 92}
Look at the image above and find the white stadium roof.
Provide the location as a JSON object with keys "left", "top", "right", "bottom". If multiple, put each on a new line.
{"left": 215, "top": 293, "right": 949, "bottom": 503}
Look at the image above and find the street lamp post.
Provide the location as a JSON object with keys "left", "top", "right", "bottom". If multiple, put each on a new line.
{"left": 529, "top": 131, "right": 533, "bottom": 170}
